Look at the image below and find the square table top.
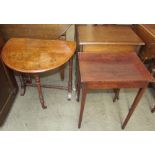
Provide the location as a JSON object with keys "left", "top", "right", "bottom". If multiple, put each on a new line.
{"left": 78, "top": 52, "right": 153, "bottom": 84}
{"left": 77, "top": 25, "right": 145, "bottom": 46}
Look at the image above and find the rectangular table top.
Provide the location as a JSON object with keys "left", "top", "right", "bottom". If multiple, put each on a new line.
{"left": 77, "top": 25, "right": 145, "bottom": 46}
{"left": 78, "top": 52, "right": 153, "bottom": 84}
{"left": 140, "top": 24, "right": 155, "bottom": 38}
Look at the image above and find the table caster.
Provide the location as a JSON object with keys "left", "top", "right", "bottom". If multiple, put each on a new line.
{"left": 67, "top": 93, "right": 72, "bottom": 100}
{"left": 73, "top": 87, "right": 76, "bottom": 92}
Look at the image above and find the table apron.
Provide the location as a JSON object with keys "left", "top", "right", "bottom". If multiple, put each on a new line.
{"left": 84, "top": 81, "right": 148, "bottom": 89}
{"left": 79, "top": 44, "right": 142, "bottom": 53}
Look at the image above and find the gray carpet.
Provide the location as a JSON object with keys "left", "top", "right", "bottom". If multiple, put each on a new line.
{"left": 1, "top": 64, "right": 155, "bottom": 131}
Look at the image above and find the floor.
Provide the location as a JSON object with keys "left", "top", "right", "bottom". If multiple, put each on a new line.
{"left": 1, "top": 63, "right": 155, "bottom": 131}
{"left": 1, "top": 25, "right": 155, "bottom": 131}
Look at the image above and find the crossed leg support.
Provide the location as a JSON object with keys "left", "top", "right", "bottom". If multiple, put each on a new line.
{"left": 18, "top": 57, "right": 73, "bottom": 109}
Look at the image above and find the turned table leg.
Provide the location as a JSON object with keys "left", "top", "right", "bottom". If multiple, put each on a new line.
{"left": 113, "top": 89, "right": 120, "bottom": 102}
{"left": 122, "top": 87, "right": 147, "bottom": 129}
{"left": 60, "top": 64, "right": 65, "bottom": 81}
{"left": 78, "top": 84, "right": 88, "bottom": 128}
{"left": 68, "top": 57, "right": 73, "bottom": 100}
{"left": 34, "top": 75, "right": 47, "bottom": 109}
{"left": 19, "top": 73, "right": 26, "bottom": 96}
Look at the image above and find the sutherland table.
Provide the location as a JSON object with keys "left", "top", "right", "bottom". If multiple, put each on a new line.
{"left": 77, "top": 52, "right": 153, "bottom": 129}
{"left": 1, "top": 38, "right": 76, "bottom": 109}
{"left": 76, "top": 25, "right": 145, "bottom": 53}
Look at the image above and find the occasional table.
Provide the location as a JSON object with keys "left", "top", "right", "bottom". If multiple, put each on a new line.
{"left": 76, "top": 25, "right": 145, "bottom": 53}
{"left": 1, "top": 38, "right": 76, "bottom": 109}
{"left": 77, "top": 52, "right": 153, "bottom": 129}
{"left": 133, "top": 24, "right": 155, "bottom": 112}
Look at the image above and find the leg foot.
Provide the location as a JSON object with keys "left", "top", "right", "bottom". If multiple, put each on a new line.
{"left": 78, "top": 85, "right": 87, "bottom": 128}
{"left": 113, "top": 89, "right": 120, "bottom": 102}
{"left": 122, "top": 87, "right": 146, "bottom": 129}
{"left": 151, "top": 106, "right": 155, "bottom": 113}
{"left": 67, "top": 93, "right": 72, "bottom": 100}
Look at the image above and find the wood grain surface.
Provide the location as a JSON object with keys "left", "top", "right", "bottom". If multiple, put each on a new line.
{"left": 78, "top": 52, "right": 153, "bottom": 86}
{"left": 1, "top": 38, "right": 76, "bottom": 73}
{"left": 77, "top": 25, "right": 144, "bottom": 45}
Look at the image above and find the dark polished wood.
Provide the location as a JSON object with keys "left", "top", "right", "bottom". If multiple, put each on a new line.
{"left": 77, "top": 52, "right": 153, "bottom": 129}
{"left": 2, "top": 38, "right": 76, "bottom": 108}
{"left": 76, "top": 25, "right": 144, "bottom": 53}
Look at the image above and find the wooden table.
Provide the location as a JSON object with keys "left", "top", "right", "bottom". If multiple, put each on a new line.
{"left": 133, "top": 24, "right": 155, "bottom": 112}
{"left": 76, "top": 25, "right": 145, "bottom": 53}
{"left": 133, "top": 24, "right": 155, "bottom": 62}
{"left": 0, "top": 24, "right": 72, "bottom": 90}
{"left": 77, "top": 52, "right": 153, "bottom": 129}
{"left": 1, "top": 38, "right": 76, "bottom": 109}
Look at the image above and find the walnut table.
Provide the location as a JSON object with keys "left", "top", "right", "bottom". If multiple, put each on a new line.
{"left": 77, "top": 52, "right": 153, "bottom": 129}
{"left": 1, "top": 38, "right": 76, "bottom": 109}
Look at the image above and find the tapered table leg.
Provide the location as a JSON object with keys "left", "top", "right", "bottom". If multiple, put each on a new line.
{"left": 19, "top": 73, "right": 26, "bottom": 96}
{"left": 113, "top": 89, "right": 120, "bottom": 102}
{"left": 78, "top": 85, "right": 87, "bottom": 128}
{"left": 68, "top": 57, "right": 73, "bottom": 100}
{"left": 76, "top": 65, "right": 81, "bottom": 102}
{"left": 34, "top": 75, "right": 47, "bottom": 109}
{"left": 122, "top": 87, "right": 147, "bottom": 129}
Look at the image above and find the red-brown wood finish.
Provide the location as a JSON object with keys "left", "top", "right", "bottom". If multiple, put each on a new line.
{"left": 77, "top": 52, "right": 153, "bottom": 129}
{"left": 1, "top": 38, "right": 76, "bottom": 109}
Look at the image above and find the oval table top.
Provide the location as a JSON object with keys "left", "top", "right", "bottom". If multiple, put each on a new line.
{"left": 1, "top": 38, "right": 76, "bottom": 73}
